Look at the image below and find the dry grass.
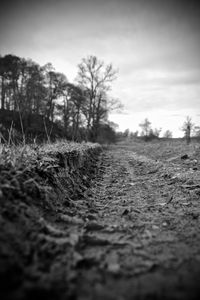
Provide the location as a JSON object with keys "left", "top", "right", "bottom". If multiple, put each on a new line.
{"left": 0, "top": 139, "right": 102, "bottom": 207}
{"left": 0, "top": 140, "right": 101, "bottom": 168}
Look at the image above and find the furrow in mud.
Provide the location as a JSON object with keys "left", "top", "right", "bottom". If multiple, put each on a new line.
{"left": 1, "top": 142, "right": 200, "bottom": 300}
{"left": 74, "top": 147, "right": 200, "bottom": 300}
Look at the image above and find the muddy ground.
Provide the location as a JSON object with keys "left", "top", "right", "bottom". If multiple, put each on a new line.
{"left": 1, "top": 140, "right": 200, "bottom": 299}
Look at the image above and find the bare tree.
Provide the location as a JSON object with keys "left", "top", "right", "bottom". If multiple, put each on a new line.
{"left": 139, "top": 118, "right": 151, "bottom": 139}
{"left": 76, "top": 55, "right": 118, "bottom": 140}
{"left": 182, "top": 116, "right": 194, "bottom": 144}
{"left": 153, "top": 127, "right": 162, "bottom": 138}
{"left": 163, "top": 129, "right": 173, "bottom": 138}
{"left": 43, "top": 66, "right": 68, "bottom": 122}
{"left": 0, "top": 53, "right": 120, "bottom": 142}
{"left": 0, "top": 54, "right": 21, "bottom": 111}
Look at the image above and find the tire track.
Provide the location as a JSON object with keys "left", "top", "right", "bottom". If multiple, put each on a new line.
{"left": 75, "top": 146, "right": 200, "bottom": 300}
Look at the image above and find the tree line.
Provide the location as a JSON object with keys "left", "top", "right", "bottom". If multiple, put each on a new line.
{"left": 0, "top": 54, "right": 120, "bottom": 143}
{"left": 120, "top": 117, "right": 200, "bottom": 144}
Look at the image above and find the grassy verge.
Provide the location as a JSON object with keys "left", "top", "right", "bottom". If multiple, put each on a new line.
{"left": 0, "top": 140, "right": 102, "bottom": 299}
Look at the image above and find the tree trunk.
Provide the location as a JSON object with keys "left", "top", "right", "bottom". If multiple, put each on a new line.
{"left": 1, "top": 77, "right": 5, "bottom": 110}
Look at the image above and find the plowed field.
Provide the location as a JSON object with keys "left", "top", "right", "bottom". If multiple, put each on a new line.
{"left": 1, "top": 140, "right": 200, "bottom": 300}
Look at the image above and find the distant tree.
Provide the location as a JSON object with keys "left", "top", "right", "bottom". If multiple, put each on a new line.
{"left": 163, "top": 129, "right": 173, "bottom": 138}
{"left": 123, "top": 128, "right": 130, "bottom": 138}
{"left": 139, "top": 118, "right": 151, "bottom": 139}
{"left": 146, "top": 128, "right": 161, "bottom": 140}
{"left": 43, "top": 66, "right": 68, "bottom": 122}
{"left": 0, "top": 54, "right": 21, "bottom": 110}
{"left": 182, "top": 116, "right": 194, "bottom": 144}
{"left": 23, "top": 59, "right": 47, "bottom": 115}
{"left": 0, "top": 55, "right": 6, "bottom": 110}
{"left": 153, "top": 127, "right": 162, "bottom": 138}
{"left": 76, "top": 55, "right": 118, "bottom": 141}
{"left": 0, "top": 53, "right": 120, "bottom": 143}
{"left": 66, "top": 83, "right": 86, "bottom": 141}
{"left": 130, "top": 131, "right": 138, "bottom": 139}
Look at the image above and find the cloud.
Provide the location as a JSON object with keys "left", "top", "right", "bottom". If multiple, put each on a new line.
{"left": 0, "top": 0, "right": 200, "bottom": 137}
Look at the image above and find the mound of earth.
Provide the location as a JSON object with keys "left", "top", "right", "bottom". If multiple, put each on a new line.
{"left": 0, "top": 142, "right": 102, "bottom": 300}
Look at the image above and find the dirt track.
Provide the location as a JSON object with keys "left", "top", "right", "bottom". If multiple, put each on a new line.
{"left": 73, "top": 143, "right": 200, "bottom": 300}
{"left": 1, "top": 141, "right": 200, "bottom": 299}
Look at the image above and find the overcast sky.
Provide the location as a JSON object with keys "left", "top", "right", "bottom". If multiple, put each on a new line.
{"left": 0, "top": 0, "right": 200, "bottom": 137}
